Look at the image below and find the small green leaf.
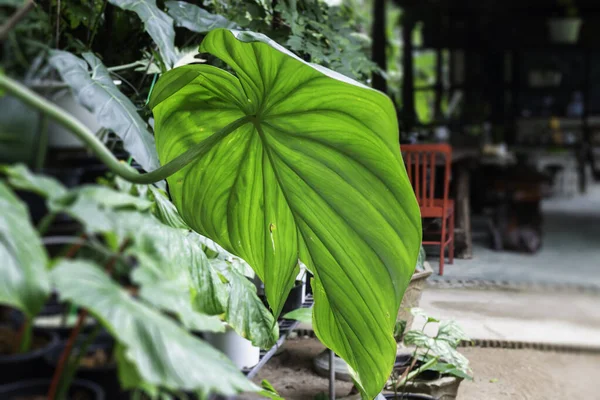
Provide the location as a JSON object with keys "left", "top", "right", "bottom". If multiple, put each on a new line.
{"left": 165, "top": 1, "right": 238, "bottom": 33}
{"left": 410, "top": 307, "right": 440, "bottom": 324}
{"left": 259, "top": 379, "right": 283, "bottom": 399}
{"left": 437, "top": 320, "right": 470, "bottom": 345}
{"left": 148, "top": 186, "right": 189, "bottom": 229}
{"left": 51, "top": 259, "right": 257, "bottom": 395}
{"left": 0, "top": 182, "right": 50, "bottom": 318}
{"left": 283, "top": 307, "right": 312, "bottom": 324}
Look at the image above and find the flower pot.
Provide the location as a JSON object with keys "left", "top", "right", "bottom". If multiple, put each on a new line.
{"left": 10, "top": 302, "right": 98, "bottom": 341}
{"left": 204, "top": 325, "right": 260, "bottom": 369}
{"left": 397, "top": 261, "right": 433, "bottom": 330}
{"left": 48, "top": 91, "right": 101, "bottom": 149}
{"left": 0, "top": 326, "right": 59, "bottom": 384}
{"left": 45, "top": 336, "right": 127, "bottom": 399}
{"left": 547, "top": 18, "right": 582, "bottom": 44}
{"left": 0, "top": 378, "right": 104, "bottom": 400}
{"left": 281, "top": 281, "right": 305, "bottom": 315}
{"left": 344, "top": 392, "right": 435, "bottom": 399}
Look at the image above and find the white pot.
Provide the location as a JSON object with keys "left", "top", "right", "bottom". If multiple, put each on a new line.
{"left": 204, "top": 326, "right": 260, "bottom": 369}
{"left": 48, "top": 90, "right": 102, "bottom": 148}
{"left": 547, "top": 18, "right": 582, "bottom": 44}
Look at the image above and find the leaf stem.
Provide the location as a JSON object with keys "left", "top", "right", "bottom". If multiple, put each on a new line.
{"left": 394, "top": 357, "right": 439, "bottom": 389}
{"left": 55, "top": 324, "right": 102, "bottom": 400}
{"left": 0, "top": 75, "right": 251, "bottom": 184}
{"left": 47, "top": 310, "right": 88, "bottom": 400}
{"left": 15, "top": 319, "right": 32, "bottom": 353}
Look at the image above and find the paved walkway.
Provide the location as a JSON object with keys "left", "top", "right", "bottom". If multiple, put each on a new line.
{"left": 414, "top": 287, "right": 600, "bottom": 348}
{"left": 428, "top": 183, "right": 600, "bottom": 288}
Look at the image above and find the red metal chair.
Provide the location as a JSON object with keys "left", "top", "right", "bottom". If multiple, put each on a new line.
{"left": 401, "top": 144, "right": 454, "bottom": 275}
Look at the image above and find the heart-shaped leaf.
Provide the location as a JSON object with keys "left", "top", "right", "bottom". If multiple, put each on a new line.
{"left": 150, "top": 29, "right": 421, "bottom": 397}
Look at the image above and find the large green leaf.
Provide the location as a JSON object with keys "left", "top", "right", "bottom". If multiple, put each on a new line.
{"left": 0, "top": 182, "right": 49, "bottom": 318}
{"left": 0, "top": 163, "right": 67, "bottom": 199}
{"left": 51, "top": 259, "right": 256, "bottom": 395}
{"left": 49, "top": 51, "right": 160, "bottom": 173}
{"left": 149, "top": 29, "right": 422, "bottom": 398}
{"left": 165, "top": 1, "right": 239, "bottom": 33}
{"left": 108, "top": 0, "right": 178, "bottom": 68}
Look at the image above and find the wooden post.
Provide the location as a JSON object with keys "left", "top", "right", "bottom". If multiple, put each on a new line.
{"left": 402, "top": 12, "right": 417, "bottom": 132}
{"left": 371, "top": 0, "right": 387, "bottom": 92}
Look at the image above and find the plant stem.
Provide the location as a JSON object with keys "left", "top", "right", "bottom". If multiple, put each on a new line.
{"left": 394, "top": 357, "right": 439, "bottom": 390}
{"left": 48, "top": 239, "right": 128, "bottom": 400}
{"left": 0, "top": 75, "right": 252, "bottom": 184}
{"left": 55, "top": 324, "right": 102, "bottom": 400}
{"left": 15, "top": 319, "right": 32, "bottom": 353}
{"left": 87, "top": 0, "right": 108, "bottom": 48}
{"left": 34, "top": 114, "right": 49, "bottom": 171}
{"left": 0, "top": 0, "right": 35, "bottom": 41}
{"left": 37, "top": 212, "right": 57, "bottom": 236}
{"left": 107, "top": 60, "right": 145, "bottom": 72}
{"left": 47, "top": 310, "right": 88, "bottom": 400}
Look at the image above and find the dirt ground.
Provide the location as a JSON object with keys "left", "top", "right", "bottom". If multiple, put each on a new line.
{"left": 245, "top": 337, "right": 600, "bottom": 400}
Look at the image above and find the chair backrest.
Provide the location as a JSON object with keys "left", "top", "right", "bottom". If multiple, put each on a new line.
{"left": 400, "top": 143, "right": 452, "bottom": 208}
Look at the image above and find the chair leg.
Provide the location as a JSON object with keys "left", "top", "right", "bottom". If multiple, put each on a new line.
{"left": 439, "top": 217, "right": 447, "bottom": 275}
{"left": 449, "top": 212, "right": 455, "bottom": 265}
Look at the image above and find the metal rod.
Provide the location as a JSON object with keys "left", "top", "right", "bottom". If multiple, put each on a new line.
{"left": 329, "top": 349, "right": 335, "bottom": 399}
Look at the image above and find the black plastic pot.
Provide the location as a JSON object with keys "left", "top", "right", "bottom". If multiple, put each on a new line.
{"left": 10, "top": 311, "right": 98, "bottom": 342}
{"left": 281, "top": 281, "right": 305, "bottom": 315}
{"left": 0, "top": 328, "right": 59, "bottom": 384}
{"left": 0, "top": 378, "right": 104, "bottom": 400}
{"left": 10, "top": 296, "right": 100, "bottom": 340}
{"left": 383, "top": 394, "right": 436, "bottom": 399}
{"left": 45, "top": 336, "right": 126, "bottom": 399}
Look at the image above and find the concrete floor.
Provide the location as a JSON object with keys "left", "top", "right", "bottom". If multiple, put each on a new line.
{"left": 415, "top": 287, "right": 600, "bottom": 348}
{"left": 428, "top": 183, "right": 600, "bottom": 288}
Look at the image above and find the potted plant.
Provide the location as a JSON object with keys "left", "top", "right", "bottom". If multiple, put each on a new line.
{"left": 548, "top": 0, "right": 582, "bottom": 44}
{"left": 387, "top": 309, "right": 472, "bottom": 400}
{"left": 0, "top": 165, "right": 272, "bottom": 398}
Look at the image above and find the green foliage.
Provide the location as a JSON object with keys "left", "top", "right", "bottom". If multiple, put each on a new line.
{"left": 0, "top": 181, "right": 50, "bottom": 318}
{"left": 214, "top": 259, "right": 279, "bottom": 348}
{"left": 403, "top": 309, "right": 472, "bottom": 381}
{"left": 108, "top": 0, "right": 178, "bottom": 69}
{"left": 48, "top": 51, "right": 160, "bottom": 173}
{"left": 51, "top": 259, "right": 257, "bottom": 395}
{"left": 166, "top": 0, "right": 239, "bottom": 33}
{"left": 150, "top": 28, "right": 421, "bottom": 398}
{"left": 172, "top": 0, "right": 377, "bottom": 82}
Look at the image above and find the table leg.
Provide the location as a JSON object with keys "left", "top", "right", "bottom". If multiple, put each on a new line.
{"left": 454, "top": 164, "right": 473, "bottom": 259}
